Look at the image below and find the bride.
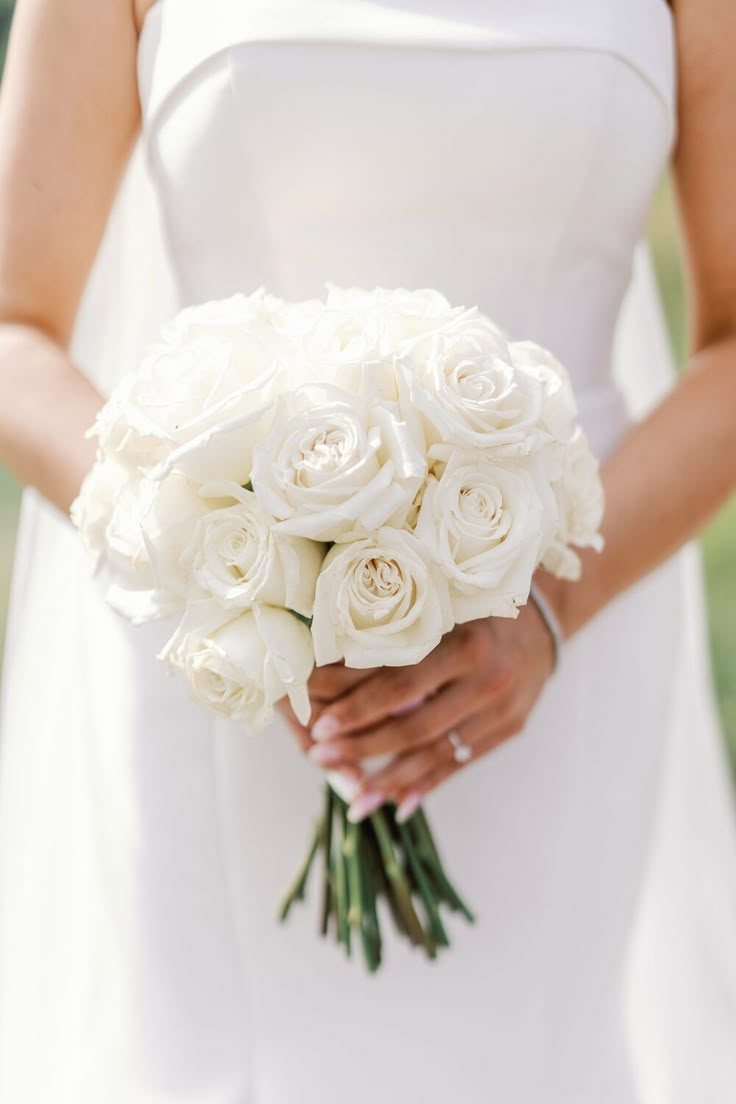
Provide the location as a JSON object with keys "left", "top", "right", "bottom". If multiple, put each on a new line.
{"left": 1, "top": 0, "right": 736, "bottom": 1101}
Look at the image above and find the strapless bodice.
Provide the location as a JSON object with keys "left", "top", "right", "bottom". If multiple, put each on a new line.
{"left": 137, "top": 0, "right": 676, "bottom": 456}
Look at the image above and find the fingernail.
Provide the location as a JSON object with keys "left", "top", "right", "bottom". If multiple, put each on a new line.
{"left": 391, "top": 695, "right": 426, "bottom": 718}
{"left": 309, "top": 743, "right": 343, "bottom": 766}
{"left": 395, "top": 792, "right": 423, "bottom": 824}
{"left": 347, "top": 791, "right": 384, "bottom": 823}
{"left": 312, "top": 714, "right": 341, "bottom": 742}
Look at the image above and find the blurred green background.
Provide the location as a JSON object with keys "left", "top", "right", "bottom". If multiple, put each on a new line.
{"left": 0, "top": 3, "right": 733, "bottom": 764}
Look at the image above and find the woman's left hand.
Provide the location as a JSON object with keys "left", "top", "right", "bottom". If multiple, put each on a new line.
{"left": 297, "top": 596, "right": 558, "bottom": 823}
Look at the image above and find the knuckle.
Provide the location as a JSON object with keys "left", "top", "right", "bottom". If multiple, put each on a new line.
{"left": 385, "top": 668, "right": 418, "bottom": 703}
{"left": 392, "top": 719, "right": 422, "bottom": 750}
{"left": 458, "top": 622, "right": 493, "bottom": 666}
{"left": 487, "top": 661, "right": 515, "bottom": 695}
{"left": 395, "top": 715, "right": 427, "bottom": 748}
{"left": 334, "top": 680, "right": 388, "bottom": 731}
{"left": 392, "top": 745, "right": 433, "bottom": 784}
{"left": 332, "top": 696, "right": 358, "bottom": 727}
{"left": 335, "top": 688, "right": 370, "bottom": 726}
{"left": 353, "top": 722, "right": 399, "bottom": 761}
{"left": 362, "top": 726, "right": 397, "bottom": 757}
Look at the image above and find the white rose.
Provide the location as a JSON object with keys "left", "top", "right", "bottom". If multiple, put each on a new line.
{"left": 104, "top": 471, "right": 213, "bottom": 623}
{"left": 251, "top": 385, "right": 427, "bottom": 541}
{"left": 89, "top": 372, "right": 172, "bottom": 472}
{"left": 311, "top": 527, "right": 453, "bottom": 668}
{"left": 324, "top": 284, "right": 464, "bottom": 344}
{"left": 398, "top": 309, "right": 548, "bottom": 454}
{"left": 160, "top": 601, "right": 314, "bottom": 727}
{"left": 72, "top": 459, "right": 225, "bottom": 623}
{"left": 93, "top": 292, "right": 297, "bottom": 484}
{"left": 277, "top": 296, "right": 326, "bottom": 341}
{"left": 181, "top": 481, "right": 324, "bottom": 616}
{"left": 71, "top": 455, "right": 130, "bottom": 572}
{"left": 162, "top": 288, "right": 275, "bottom": 342}
{"left": 98, "top": 472, "right": 157, "bottom": 602}
{"left": 541, "top": 428, "right": 605, "bottom": 581}
{"left": 416, "top": 450, "right": 556, "bottom": 622}
{"left": 508, "top": 340, "right": 578, "bottom": 445}
{"left": 292, "top": 287, "right": 468, "bottom": 401}
{"left": 140, "top": 472, "right": 232, "bottom": 601}
{"left": 295, "top": 306, "right": 399, "bottom": 401}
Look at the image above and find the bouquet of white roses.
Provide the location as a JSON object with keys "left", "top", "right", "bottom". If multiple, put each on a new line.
{"left": 72, "top": 286, "right": 603, "bottom": 971}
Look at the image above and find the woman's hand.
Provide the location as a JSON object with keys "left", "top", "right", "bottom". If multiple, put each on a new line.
{"left": 276, "top": 665, "right": 379, "bottom": 788}
{"left": 282, "top": 597, "right": 557, "bottom": 821}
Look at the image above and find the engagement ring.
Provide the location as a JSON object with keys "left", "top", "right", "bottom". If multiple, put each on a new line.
{"left": 448, "top": 730, "right": 472, "bottom": 764}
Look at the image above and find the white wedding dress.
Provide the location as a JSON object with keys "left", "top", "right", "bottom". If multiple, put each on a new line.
{"left": 2, "top": 1, "right": 736, "bottom": 1101}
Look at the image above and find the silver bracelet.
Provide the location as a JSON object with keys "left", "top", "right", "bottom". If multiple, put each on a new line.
{"left": 528, "top": 581, "right": 564, "bottom": 673}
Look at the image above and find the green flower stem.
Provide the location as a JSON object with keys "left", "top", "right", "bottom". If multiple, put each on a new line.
{"left": 410, "top": 810, "right": 476, "bottom": 925}
{"left": 358, "top": 828, "right": 382, "bottom": 971}
{"left": 370, "top": 808, "right": 436, "bottom": 958}
{"left": 320, "top": 784, "right": 335, "bottom": 937}
{"left": 397, "top": 820, "right": 450, "bottom": 949}
{"left": 278, "top": 792, "right": 475, "bottom": 972}
{"left": 343, "top": 821, "right": 362, "bottom": 931}
{"left": 278, "top": 816, "right": 323, "bottom": 922}
{"left": 413, "top": 807, "right": 443, "bottom": 866}
{"left": 364, "top": 818, "right": 409, "bottom": 939}
{"left": 344, "top": 818, "right": 381, "bottom": 973}
{"left": 335, "top": 803, "right": 351, "bottom": 954}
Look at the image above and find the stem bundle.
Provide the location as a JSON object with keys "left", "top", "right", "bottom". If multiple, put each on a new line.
{"left": 278, "top": 783, "right": 475, "bottom": 972}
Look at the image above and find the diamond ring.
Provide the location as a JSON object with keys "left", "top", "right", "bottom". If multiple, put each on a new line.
{"left": 447, "top": 729, "right": 472, "bottom": 764}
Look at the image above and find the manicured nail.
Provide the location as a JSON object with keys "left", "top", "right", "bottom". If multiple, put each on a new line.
{"left": 395, "top": 792, "right": 423, "bottom": 824}
{"left": 312, "top": 714, "right": 341, "bottom": 742}
{"left": 347, "top": 791, "right": 385, "bottom": 823}
{"left": 391, "top": 695, "right": 426, "bottom": 718}
{"left": 309, "top": 743, "right": 343, "bottom": 766}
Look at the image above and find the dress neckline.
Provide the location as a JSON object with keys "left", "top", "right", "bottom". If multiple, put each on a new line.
{"left": 137, "top": 0, "right": 676, "bottom": 145}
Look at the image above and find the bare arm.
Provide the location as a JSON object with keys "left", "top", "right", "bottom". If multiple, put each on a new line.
{"left": 537, "top": 0, "right": 736, "bottom": 635}
{"left": 0, "top": 0, "right": 149, "bottom": 511}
